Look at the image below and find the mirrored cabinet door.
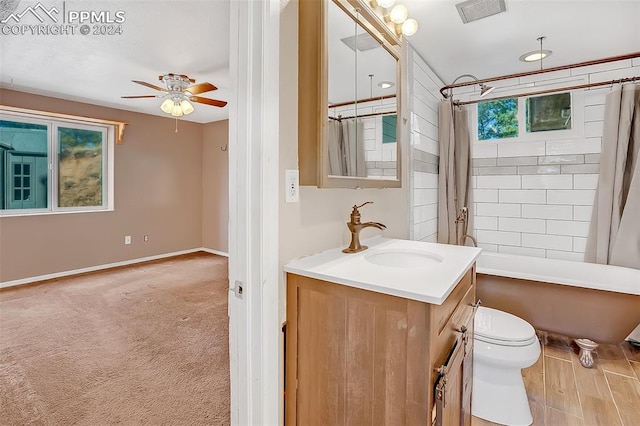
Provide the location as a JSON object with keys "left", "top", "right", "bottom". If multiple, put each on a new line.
{"left": 298, "top": 0, "right": 403, "bottom": 188}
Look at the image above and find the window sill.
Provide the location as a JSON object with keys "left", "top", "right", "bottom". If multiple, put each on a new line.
{"left": 0, "top": 208, "right": 114, "bottom": 218}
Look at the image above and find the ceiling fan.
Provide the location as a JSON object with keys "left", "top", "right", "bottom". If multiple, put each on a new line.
{"left": 122, "top": 73, "right": 227, "bottom": 117}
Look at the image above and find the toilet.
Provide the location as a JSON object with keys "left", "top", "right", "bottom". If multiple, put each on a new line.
{"left": 472, "top": 306, "right": 541, "bottom": 426}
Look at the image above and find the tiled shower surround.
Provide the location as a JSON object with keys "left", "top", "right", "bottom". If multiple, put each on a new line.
{"left": 408, "top": 46, "right": 442, "bottom": 243}
{"left": 407, "top": 47, "right": 639, "bottom": 256}
{"left": 472, "top": 153, "right": 599, "bottom": 261}
{"left": 466, "top": 58, "right": 640, "bottom": 260}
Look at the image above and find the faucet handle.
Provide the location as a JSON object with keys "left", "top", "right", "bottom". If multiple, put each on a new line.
{"left": 355, "top": 201, "right": 373, "bottom": 210}
{"left": 349, "top": 201, "right": 373, "bottom": 225}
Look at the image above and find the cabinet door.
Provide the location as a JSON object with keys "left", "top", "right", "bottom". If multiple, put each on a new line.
{"left": 288, "top": 275, "right": 430, "bottom": 426}
{"left": 434, "top": 306, "right": 475, "bottom": 426}
{"left": 460, "top": 313, "right": 474, "bottom": 426}
{"left": 434, "top": 336, "right": 465, "bottom": 426}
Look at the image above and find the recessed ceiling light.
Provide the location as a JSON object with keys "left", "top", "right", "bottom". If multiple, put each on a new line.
{"left": 519, "top": 49, "right": 553, "bottom": 62}
{"left": 378, "top": 81, "right": 395, "bottom": 89}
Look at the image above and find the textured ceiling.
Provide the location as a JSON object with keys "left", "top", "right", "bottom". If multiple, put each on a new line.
{"left": 0, "top": 0, "right": 230, "bottom": 124}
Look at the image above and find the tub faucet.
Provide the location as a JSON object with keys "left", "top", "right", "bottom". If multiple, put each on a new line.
{"left": 342, "top": 202, "right": 386, "bottom": 253}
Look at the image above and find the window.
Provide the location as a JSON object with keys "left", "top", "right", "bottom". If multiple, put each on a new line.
{"left": 0, "top": 112, "right": 114, "bottom": 215}
{"left": 382, "top": 114, "right": 397, "bottom": 143}
{"left": 477, "top": 92, "right": 574, "bottom": 141}
{"left": 526, "top": 93, "right": 571, "bottom": 132}
{"left": 477, "top": 98, "right": 518, "bottom": 140}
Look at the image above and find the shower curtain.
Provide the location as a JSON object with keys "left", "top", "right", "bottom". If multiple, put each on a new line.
{"left": 342, "top": 118, "right": 366, "bottom": 177}
{"left": 585, "top": 83, "right": 640, "bottom": 269}
{"left": 327, "top": 120, "right": 344, "bottom": 176}
{"left": 438, "top": 99, "right": 473, "bottom": 245}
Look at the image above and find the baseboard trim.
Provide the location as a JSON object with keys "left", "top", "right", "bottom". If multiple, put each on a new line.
{"left": 200, "top": 248, "right": 229, "bottom": 257}
{"left": 0, "top": 247, "right": 228, "bottom": 289}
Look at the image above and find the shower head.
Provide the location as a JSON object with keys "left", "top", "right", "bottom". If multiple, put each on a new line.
{"left": 447, "top": 74, "right": 495, "bottom": 99}
{"left": 480, "top": 83, "right": 495, "bottom": 97}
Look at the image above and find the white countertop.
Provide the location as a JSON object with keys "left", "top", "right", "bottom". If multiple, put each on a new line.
{"left": 284, "top": 237, "right": 482, "bottom": 305}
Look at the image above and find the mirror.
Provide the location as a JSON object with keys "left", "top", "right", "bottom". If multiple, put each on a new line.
{"left": 298, "top": 0, "right": 402, "bottom": 188}
{"left": 326, "top": 0, "right": 399, "bottom": 182}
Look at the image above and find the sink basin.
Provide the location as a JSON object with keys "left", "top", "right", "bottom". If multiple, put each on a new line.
{"left": 364, "top": 248, "right": 444, "bottom": 268}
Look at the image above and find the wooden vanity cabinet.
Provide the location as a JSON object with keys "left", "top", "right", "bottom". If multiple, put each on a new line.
{"left": 285, "top": 266, "right": 476, "bottom": 426}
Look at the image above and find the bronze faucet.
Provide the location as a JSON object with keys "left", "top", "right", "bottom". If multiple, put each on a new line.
{"left": 342, "top": 202, "right": 387, "bottom": 253}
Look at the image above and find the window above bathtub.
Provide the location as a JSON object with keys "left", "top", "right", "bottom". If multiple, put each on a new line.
{"left": 474, "top": 91, "right": 584, "bottom": 143}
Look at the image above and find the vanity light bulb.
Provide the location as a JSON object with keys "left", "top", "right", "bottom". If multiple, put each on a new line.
{"left": 376, "top": 0, "right": 395, "bottom": 8}
{"left": 401, "top": 18, "right": 418, "bottom": 36}
{"left": 389, "top": 5, "right": 408, "bottom": 24}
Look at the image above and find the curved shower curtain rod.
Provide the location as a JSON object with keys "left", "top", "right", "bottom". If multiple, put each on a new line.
{"left": 452, "top": 75, "right": 640, "bottom": 107}
{"left": 439, "top": 51, "right": 640, "bottom": 100}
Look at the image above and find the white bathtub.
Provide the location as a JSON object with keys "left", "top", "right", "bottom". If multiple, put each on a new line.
{"left": 475, "top": 252, "right": 640, "bottom": 343}
{"left": 476, "top": 252, "right": 640, "bottom": 295}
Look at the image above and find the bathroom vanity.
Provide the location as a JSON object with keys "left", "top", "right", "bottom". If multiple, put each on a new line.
{"left": 284, "top": 238, "right": 482, "bottom": 425}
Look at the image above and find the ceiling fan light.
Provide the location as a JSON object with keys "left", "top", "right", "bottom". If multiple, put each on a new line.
{"left": 401, "top": 18, "right": 418, "bottom": 36}
{"left": 170, "top": 103, "right": 184, "bottom": 117}
{"left": 180, "top": 100, "right": 195, "bottom": 115}
{"left": 389, "top": 5, "right": 408, "bottom": 24}
{"left": 160, "top": 98, "right": 174, "bottom": 114}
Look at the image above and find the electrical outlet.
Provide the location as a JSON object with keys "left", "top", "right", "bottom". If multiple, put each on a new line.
{"left": 285, "top": 169, "right": 299, "bottom": 203}
{"left": 124, "top": 235, "right": 132, "bottom": 245}
{"left": 143, "top": 235, "right": 149, "bottom": 242}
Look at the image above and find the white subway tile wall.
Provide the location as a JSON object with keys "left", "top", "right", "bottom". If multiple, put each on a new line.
{"left": 409, "top": 47, "right": 443, "bottom": 243}
{"left": 469, "top": 60, "right": 639, "bottom": 259}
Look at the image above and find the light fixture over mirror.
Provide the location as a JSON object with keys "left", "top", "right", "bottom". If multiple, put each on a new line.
{"left": 388, "top": 5, "right": 408, "bottom": 24}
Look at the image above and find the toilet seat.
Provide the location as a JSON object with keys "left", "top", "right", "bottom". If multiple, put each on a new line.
{"left": 474, "top": 307, "right": 537, "bottom": 347}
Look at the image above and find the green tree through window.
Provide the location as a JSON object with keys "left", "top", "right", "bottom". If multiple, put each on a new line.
{"left": 477, "top": 98, "right": 518, "bottom": 140}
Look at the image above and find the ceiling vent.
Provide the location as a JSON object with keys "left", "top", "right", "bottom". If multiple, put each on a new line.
{"left": 456, "top": 0, "right": 506, "bottom": 24}
{"left": 340, "top": 33, "right": 381, "bottom": 52}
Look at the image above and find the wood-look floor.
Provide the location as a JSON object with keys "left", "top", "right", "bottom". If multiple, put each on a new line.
{"left": 472, "top": 331, "right": 640, "bottom": 426}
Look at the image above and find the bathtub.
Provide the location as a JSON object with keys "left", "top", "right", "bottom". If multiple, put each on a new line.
{"left": 475, "top": 252, "right": 640, "bottom": 343}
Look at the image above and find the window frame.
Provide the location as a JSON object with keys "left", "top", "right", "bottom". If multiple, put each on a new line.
{"left": 0, "top": 110, "right": 115, "bottom": 217}
{"left": 471, "top": 88, "right": 585, "bottom": 145}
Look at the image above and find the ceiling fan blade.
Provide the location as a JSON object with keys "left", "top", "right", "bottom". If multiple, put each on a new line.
{"left": 190, "top": 96, "right": 227, "bottom": 107}
{"left": 185, "top": 82, "right": 217, "bottom": 95}
{"left": 121, "top": 95, "right": 158, "bottom": 99}
{"left": 132, "top": 80, "right": 167, "bottom": 92}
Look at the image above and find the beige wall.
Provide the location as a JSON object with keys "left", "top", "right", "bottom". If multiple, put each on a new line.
{"left": 0, "top": 89, "right": 227, "bottom": 282}
{"left": 202, "top": 120, "right": 229, "bottom": 253}
{"left": 278, "top": 0, "right": 410, "bottom": 317}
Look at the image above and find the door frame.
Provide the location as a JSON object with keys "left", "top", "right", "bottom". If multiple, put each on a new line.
{"left": 228, "top": 0, "right": 281, "bottom": 424}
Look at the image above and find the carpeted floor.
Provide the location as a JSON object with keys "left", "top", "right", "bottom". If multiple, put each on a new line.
{"left": 0, "top": 252, "right": 230, "bottom": 425}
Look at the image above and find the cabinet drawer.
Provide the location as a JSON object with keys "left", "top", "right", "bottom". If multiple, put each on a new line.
{"left": 433, "top": 268, "right": 473, "bottom": 336}
{"left": 432, "top": 281, "right": 475, "bottom": 374}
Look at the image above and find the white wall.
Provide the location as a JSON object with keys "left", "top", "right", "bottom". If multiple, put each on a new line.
{"left": 407, "top": 45, "right": 443, "bottom": 243}
{"left": 467, "top": 59, "right": 640, "bottom": 260}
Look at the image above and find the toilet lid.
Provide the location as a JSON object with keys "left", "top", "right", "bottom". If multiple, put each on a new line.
{"left": 474, "top": 306, "right": 536, "bottom": 345}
